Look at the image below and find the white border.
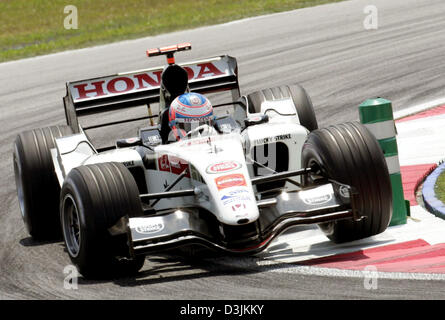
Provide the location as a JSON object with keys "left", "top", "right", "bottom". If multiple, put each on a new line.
{"left": 394, "top": 97, "right": 445, "bottom": 120}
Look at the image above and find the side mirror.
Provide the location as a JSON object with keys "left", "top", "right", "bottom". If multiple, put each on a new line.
{"left": 244, "top": 114, "right": 269, "bottom": 127}
{"left": 116, "top": 137, "right": 142, "bottom": 148}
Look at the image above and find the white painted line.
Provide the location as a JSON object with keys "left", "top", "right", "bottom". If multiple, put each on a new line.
{"left": 211, "top": 254, "right": 445, "bottom": 281}
{"left": 396, "top": 113, "right": 445, "bottom": 166}
{"left": 267, "top": 264, "right": 445, "bottom": 281}
{"left": 394, "top": 97, "right": 445, "bottom": 120}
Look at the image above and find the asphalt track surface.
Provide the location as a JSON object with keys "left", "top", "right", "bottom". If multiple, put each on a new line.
{"left": 1, "top": 0, "right": 445, "bottom": 299}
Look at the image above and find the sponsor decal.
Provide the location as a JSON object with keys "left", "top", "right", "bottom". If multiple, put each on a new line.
{"left": 189, "top": 94, "right": 201, "bottom": 105}
{"left": 206, "top": 161, "right": 241, "bottom": 174}
{"left": 125, "top": 137, "right": 139, "bottom": 144}
{"left": 122, "top": 160, "right": 135, "bottom": 167}
{"left": 70, "top": 62, "right": 226, "bottom": 102}
{"left": 157, "top": 155, "right": 190, "bottom": 177}
{"left": 158, "top": 154, "right": 170, "bottom": 171}
{"left": 232, "top": 203, "right": 247, "bottom": 212}
{"left": 219, "top": 123, "right": 233, "bottom": 133}
{"left": 231, "top": 202, "right": 249, "bottom": 219}
{"left": 220, "top": 189, "right": 251, "bottom": 205}
{"left": 176, "top": 115, "right": 213, "bottom": 122}
{"left": 135, "top": 221, "right": 164, "bottom": 234}
{"left": 178, "top": 133, "right": 232, "bottom": 148}
{"left": 169, "top": 156, "right": 190, "bottom": 177}
{"left": 145, "top": 135, "right": 161, "bottom": 144}
{"left": 299, "top": 184, "right": 334, "bottom": 206}
{"left": 215, "top": 174, "right": 247, "bottom": 190}
{"left": 181, "top": 136, "right": 212, "bottom": 147}
{"left": 176, "top": 105, "right": 187, "bottom": 113}
{"left": 249, "top": 116, "right": 263, "bottom": 122}
{"left": 254, "top": 134, "right": 291, "bottom": 145}
{"left": 301, "top": 193, "right": 332, "bottom": 205}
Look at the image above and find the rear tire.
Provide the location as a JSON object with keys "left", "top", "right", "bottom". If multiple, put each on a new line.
{"left": 13, "top": 125, "right": 73, "bottom": 240}
{"left": 301, "top": 122, "right": 392, "bottom": 243}
{"left": 246, "top": 84, "right": 318, "bottom": 131}
{"left": 60, "top": 162, "right": 145, "bottom": 279}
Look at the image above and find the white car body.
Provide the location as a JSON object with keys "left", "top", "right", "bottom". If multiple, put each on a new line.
{"left": 52, "top": 98, "right": 308, "bottom": 227}
{"left": 52, "top": 51, "right": 356, "bottom": 255}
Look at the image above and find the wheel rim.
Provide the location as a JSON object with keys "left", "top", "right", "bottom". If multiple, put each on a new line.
{"left": 62, "top": 195, "right": 81, "bottom": 258}
{"left": 13, "top": 152, "right": 26, "bottom": 219}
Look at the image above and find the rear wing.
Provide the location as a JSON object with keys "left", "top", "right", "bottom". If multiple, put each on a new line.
{"left": 63, "top": 55, "right": 240, "bottom": 133}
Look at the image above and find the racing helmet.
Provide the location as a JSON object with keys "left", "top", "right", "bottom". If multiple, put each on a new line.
{"left": 168, "top": 92, "right": 214, "bottom": 140}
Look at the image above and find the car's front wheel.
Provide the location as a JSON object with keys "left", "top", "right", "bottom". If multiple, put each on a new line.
{"left": 301, "top": 122, "right": 393, "bottom": 243}
{"left": 60, "top": 162, "right": 145, "bottom": 279}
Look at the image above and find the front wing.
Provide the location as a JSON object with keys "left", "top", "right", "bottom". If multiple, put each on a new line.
{"left": 113, "top": 179, "right": 361, "bottom": 257}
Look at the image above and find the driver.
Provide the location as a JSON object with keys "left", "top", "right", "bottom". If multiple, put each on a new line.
{"left": 168, "top": 92, "right": 214, "bottom": 141}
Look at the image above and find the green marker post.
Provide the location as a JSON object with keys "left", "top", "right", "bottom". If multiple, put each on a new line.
{"left": 359, "top": 98, "right": 408, "bottom": 226}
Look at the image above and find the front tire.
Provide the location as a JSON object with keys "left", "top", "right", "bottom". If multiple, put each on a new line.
{"left": 301, "top": 122, "right": 392, "bottom": 243}
{"left": 60, "top": 162, "right": 145, "bottom": 279}
{"left": 13, "top": 125, "right": 73, "bottom": 240}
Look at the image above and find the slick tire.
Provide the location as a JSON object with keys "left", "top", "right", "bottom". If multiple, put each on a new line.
{"left": 13, "top": 125, "right": 73, "bottom": 240}
{"left": 301, "top": 122, "right": 392, "bottom": 243}
{"left": 246, "top": 84, "right": 318, "bottom": 131}
{"left": 60, "top": 162, "right": 145, "bottom": 279}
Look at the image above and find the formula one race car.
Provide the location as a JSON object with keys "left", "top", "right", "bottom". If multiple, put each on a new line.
{"left": 13, "top": 43, "right": 392, "bottom": 279}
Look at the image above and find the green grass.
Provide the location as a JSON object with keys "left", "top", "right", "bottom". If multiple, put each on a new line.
{"left": 0, "top": 0, "right": 343, "bottom": 62}
{"left": 434, "top": 170, "right": 445, "bottom": 204}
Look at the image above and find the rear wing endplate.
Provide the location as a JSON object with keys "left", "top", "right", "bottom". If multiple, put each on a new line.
{"left": 63, "top": 55, "right": 240, "bottom": 133}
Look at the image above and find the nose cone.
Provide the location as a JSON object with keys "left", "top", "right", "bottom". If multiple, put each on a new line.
{"left": 216, "top": 187, "right": 259, "bottom": 225}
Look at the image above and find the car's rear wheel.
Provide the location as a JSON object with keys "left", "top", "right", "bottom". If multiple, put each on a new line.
{"left": 246, "top": 84, "right": 318, "bottom": 131}
{"left": 60, "top": 162, "right": 145, "bottom": 279}
{"left": 301, "top": 122, "right": 392, "bottom": 243}
{"left": 13, "top": 125, "right": 73, "bottom": 240}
